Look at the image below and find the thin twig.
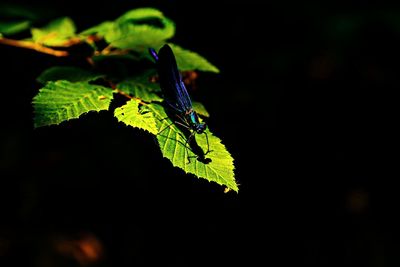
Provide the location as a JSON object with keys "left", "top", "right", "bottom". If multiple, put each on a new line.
{"left": 100, "top": 44, "right": 113, "bottom": 55}
{"left": 106, "top": 79, "right": 147, "bottom": 105}
{"left": 114, "top": 88, "right": 148, "bottom": 104}
{"left": 114, "top": 88, "right": 133, "bottom": 99}
{"left": 0, "top": 37, "right": 69, "bottom": 57}
{"left": 57, "top": 37, "right": 83, "bottom": 47}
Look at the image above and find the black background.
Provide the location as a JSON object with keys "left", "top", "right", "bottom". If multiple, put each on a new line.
{"left": 1, "top": 1, "right": 398, "bottom": 266}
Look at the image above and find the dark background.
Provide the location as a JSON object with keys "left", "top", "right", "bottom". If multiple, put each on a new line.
{"left": 1, "top": 1, "right": 398, "bottom": 266}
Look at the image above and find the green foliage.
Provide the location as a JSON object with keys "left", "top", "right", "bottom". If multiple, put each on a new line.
{"left": 109, "top": 8, "right": 175, "bottom": 49}
{"left": 3, "top": 6, "right": 236, "bottom": 191}
{"left": 37, "top": 66, "right": 104, "bottom": 84}
{"left": 79, "top": 21, "right": 114, "bottom": 36}
{"left": 142, "top": 43, "right": 220, "bottom": 72}
{"left": 113, "top": 99, "right": 236, "bottom": 191}
{"left": 166, "top": 44, "right": 220, "bottom": 73}
{"left": 116, "top": 72, "right": 162, "bottom": 102}
{"left": 114, "top": 99, "right": 158, "bottom": 135}
{"left": 192, "top": 102, "right": 210, "bottom": 117}
{"left": 31, "top": 17, "right": 76, "bottom": 46}
{"left": 33, "top": 80, "right": 114, "bottom": 127}
{"left": 148, "top": 103, "right": 237, "bottom": 191}
{"left": 81, "top": 8, "right": 175, "bottom": 51}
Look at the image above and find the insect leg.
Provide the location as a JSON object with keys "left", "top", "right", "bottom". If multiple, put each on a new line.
{"left": 157, "top": 114, "right": 187, "bottom": 135}
{"left": 204, "top": 131, "right": 213, "bottom": 155}
{"left": 174, "top": 120, "right": 190, "bottom": 130}
{"left": 184, "top": 131, "right": 196, "bottom": 163}
{"left": 157, "top": 121, "right": 176, "bottom": 135}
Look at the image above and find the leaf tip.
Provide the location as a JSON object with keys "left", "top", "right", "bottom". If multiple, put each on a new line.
{"left": 209, "top": 65, "right": 220, "bottom": 73}
{"left": 226, "top": 181, "right": 239, "bottom": 193}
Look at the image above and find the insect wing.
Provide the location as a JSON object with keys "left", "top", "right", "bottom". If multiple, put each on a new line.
{"left": 157, "top": 44, "right": 193, "bottom": 112}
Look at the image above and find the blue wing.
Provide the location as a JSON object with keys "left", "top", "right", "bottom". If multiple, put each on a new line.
{"left": 152, "top": 44, "right": 193, "bottom": 113}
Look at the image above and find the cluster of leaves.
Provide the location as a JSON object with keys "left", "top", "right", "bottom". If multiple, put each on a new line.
{"left": 0, "top": 6, "right": 238, "bottom": 192}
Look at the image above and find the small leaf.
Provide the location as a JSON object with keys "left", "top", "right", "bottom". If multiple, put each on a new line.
{"left": 114, "top": 99, "right": 158, "bottom": 134}
{"left": 37, "top": 66, "right": 104, "bottom": 84}
{"left": 0, "top": 20, "right": 30, "bottom": 35}
{"left": 116, "top": 8, "right": 166, "bottom": 22}
{"left": 162, "top": 44, "right": 220, "bottom": 73}
{"left": 80, "top": 8, "right": 175, "bottom": 50}
{"left": 79, "top": 21, "right": 114, "bottom": 36}
{"left": 117, "top": 72, "right": 161, "bottom": 102}
{"left": 105, "top": 8, "right": 175, "bottom": 50}
{"left": 33, "top": 80, "right": 113, "bottom": 127}
{"left": 31, "top": 17, "right": 77, "bottom": 46}
{"left": 192, "top": 102, "right": 210, "bottom": 117}
{"left": 147, "top": 103, "right": 237, "bottom": 191}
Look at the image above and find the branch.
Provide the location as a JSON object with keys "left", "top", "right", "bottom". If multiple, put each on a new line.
{"left": 115, "top": 88, "right": 149, "bottom": 106}
{"left": 0, "top": 37, "right": 69, "bottom": 57}
{"left": 115, "top": 88, "right": 134, "bottom": 99}
{"left": 98, "top": 45, "right": 130, "bottom": 56}
{"left": 103, "top": 79, "right": 145, "bottom": 103}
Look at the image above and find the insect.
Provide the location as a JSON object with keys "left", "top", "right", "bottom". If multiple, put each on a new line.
{"left": 149, "top": 44, "right": 211, "bottom": 162}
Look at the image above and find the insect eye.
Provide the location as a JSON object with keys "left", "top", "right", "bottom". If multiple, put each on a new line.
{"left": 196, "top": 124, "right": 206, "bottom": 134}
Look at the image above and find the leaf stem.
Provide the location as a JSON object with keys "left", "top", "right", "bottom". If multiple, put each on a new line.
{"left": 0, "top": 37, "right": 69, "bottom": 57}
{"left": 107, "top": 81, "right": 147, "bottom": 105}
{"left": 114, "top": 88, "right": 133, "bottom": 99}
{"left": 100, "top": 44, "right": 113, "bottom": 54}
{"left": 56, "top": 37, "right": 83, "bottom": 47}
{"left": 115, "top": 88, "right": 148, "bottom": 105}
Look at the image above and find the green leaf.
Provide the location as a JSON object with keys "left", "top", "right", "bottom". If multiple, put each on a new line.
{"left": 167, "top": 44, "right": 220, "bottom": 73}
{"left": 33, "top": 80, "right": 114, "bottom": 127}
{"left": 0, "top": 20, "right": 30, "bottom": 35}
{"left": 105, "top": 8, "right": 175, "bottom": 50}
{"left": 31, "top": 17, "right": 77, "bottom": 46}
{"left": 114, "top": 99, "right": 158, "bottom": 134}
{"left": 79, "top": 21, "right": 114, "bottom": 36}
{"left": 79, "top": 8, "right": 175, "bottom": 50}
{"left": 116, "top": 8, "right": 166, "bottom": 22}
{"left": 192, "top": 102, "right": 210, "bottom": 117}
{"left": 37, "top": 66, "right": 104, "bottom": 84}
{"left": 92, "top": 53, "right": 140, "bottom": 62}
{"left": 117, "top": 72, "right": 161, "bottom": 102}
{"left": 147, "top": 103, "right": 237, "bottom": 191}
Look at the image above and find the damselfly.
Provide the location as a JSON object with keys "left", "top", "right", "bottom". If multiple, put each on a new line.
{"left": 149, "top": 44, "right": 211, "bottom": 162}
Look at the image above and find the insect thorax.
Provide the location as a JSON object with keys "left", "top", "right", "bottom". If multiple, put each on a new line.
{"left": 186, "top": 111, "right": 206, "bottom": 133}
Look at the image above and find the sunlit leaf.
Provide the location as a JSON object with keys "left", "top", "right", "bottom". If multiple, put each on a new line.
{"left": 167, "top": 44, "right": 220, "bottom": 73}
{"left": 114, "top": 99, "right": 158, "bottom": 134}
{"left": 19, "top": 7, "right": 233, "bottom": 192}
{"left": 192, "top": 102, "right": 210, "bottom": 117}
{"left": 80, "top": 8, "right": 175, "bottom": 51}
{"left": 79, "top": 21, "right": 114, "bottom": 36}
{"left": 116, "top": 8, "right": 166, "bottom": 22}
{"left": 145, "top": 43, "right": 219, "bottom": 73}
{"left": 106, "top": 8, "right": 175, "bottom": 50}
{"left": 31, "top": 17, "right": 77, "bottom": 46}
{"left": 37, "top": 66, "right": 104, "bottom": 84}
{"left": 33, "top": 80, "right": 114, "bottom": 127}
{"left": 147, "top": 103, "right": 237, "bottom": 191}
